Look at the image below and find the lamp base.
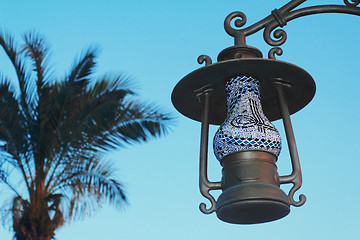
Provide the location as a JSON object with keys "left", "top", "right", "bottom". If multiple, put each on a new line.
{"left": 215, "top": 151, "right": 290, "bottom": 224}
{"left": 216, "top": 183, "right": 290, "bottom": 224}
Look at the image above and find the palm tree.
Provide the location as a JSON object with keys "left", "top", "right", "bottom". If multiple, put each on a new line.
{"left": 0, "top": 32, "right": 170, "bottom": 240}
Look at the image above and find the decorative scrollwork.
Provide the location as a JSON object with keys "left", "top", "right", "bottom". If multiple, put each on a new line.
{"left": 224, "top": 11, "right": 247, "bottom": 37}
{"left": 199, "top": 190, "right": 217, "bottom": 214}
{"left": 264, "top": 21, "right": 288, "bottom": 47}
{"left": 288, "top": 183, "right": 307, "bottom": 207}
{"left": 219, "top": 1, "right": 360, "bottom": 58}
{"left": 268, "top": 47, "right": 283, "bottom": 59}
{"left": 344, "top": 0, "right": 360, "bottom": 7}
{"left": 197, "top": 55, "right": 212, "bottom": 66}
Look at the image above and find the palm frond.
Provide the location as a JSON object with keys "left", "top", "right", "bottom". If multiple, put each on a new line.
{"left": 51, "top": 156, "right": 126, "bottom": 220}
{"left": 0, "top": 80, "right": 29, "bottom": 157}
{"left": 21, "top": 32, "right": 52, "bottom": 120}
{"left": 21, "top": 33, "right": 54, "bottom": 173}
{"left": 21, "top": 31, "right": 49, "bottom": 89}
{"left": 0, "top": 164, "right": 22, "bottom": 198}
{"left": 0, "top": 31, "right": 34, "bottom": 122}
{"left": 0, "top": 77, "right": 34, "bottom": 190}
{"left": 47, "top": 74, "right": 171, "bottom": 154}
{"left": 96, "top": 100, "right": 171, "bottom": 148}
{"left": 67, "top": 47, "right": 97, "bottom": 85}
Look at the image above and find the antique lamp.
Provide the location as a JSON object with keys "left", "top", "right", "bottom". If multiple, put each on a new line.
{"left": 171, "top": 0, "right": 360, "bottom": 224}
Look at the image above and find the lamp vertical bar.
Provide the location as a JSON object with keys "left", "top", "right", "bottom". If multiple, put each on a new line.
{"left": 197, "top": 87, "right": 222, "bottom": 214}
{"left": 274, "top": 82, "right": 306, "bottom": 206}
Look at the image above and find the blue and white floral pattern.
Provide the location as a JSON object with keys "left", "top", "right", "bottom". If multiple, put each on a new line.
{"left": 213, "top": 76, "right": 282, "bottom": 161}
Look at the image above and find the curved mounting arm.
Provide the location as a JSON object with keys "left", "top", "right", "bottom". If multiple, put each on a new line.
{"left": 224, "top": 0, "right": 360, "bottom": 58}
{"left": 195, "top": 85, "right": 222, "bottom": 214}
{"left": 273, "top": 79, "right": 306, "bottom": 207}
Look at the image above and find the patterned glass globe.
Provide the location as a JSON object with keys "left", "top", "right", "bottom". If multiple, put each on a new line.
{"left": 213, "top": 76, "right": 282, "bottom": 161}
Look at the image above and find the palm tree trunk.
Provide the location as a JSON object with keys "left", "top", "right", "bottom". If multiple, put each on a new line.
{"left": 14, "top": 181, "right": 55, "bottom": 240}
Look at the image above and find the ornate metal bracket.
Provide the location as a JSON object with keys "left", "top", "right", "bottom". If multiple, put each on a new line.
{"left": 223, "top": 0, "right": 360, "bottom": 58}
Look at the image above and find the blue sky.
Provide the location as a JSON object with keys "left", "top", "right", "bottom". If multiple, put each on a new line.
{"left": 0, "top": 0, "right": 359, "bottom": 239}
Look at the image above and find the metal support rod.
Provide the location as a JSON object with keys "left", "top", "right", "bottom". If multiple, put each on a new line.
{"left": 196, "top": 86, "right": 222, "bottom": 214}
{"left": 273, "top": 80, "right": 306, "bottom": 207}
{"left": 242, "top": 0, "right": 307, "bottom": 36}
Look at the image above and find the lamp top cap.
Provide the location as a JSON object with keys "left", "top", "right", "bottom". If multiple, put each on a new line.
{"left": 217, "top": 44, "right": 263, "bottom": 62}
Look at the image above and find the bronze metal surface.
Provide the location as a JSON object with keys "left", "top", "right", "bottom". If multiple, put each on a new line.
{"left": 171, "top": 58, "right": 315, "bottom": 125}
{"left": 216, "top": 151, "right": 290, "bottom": 224}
